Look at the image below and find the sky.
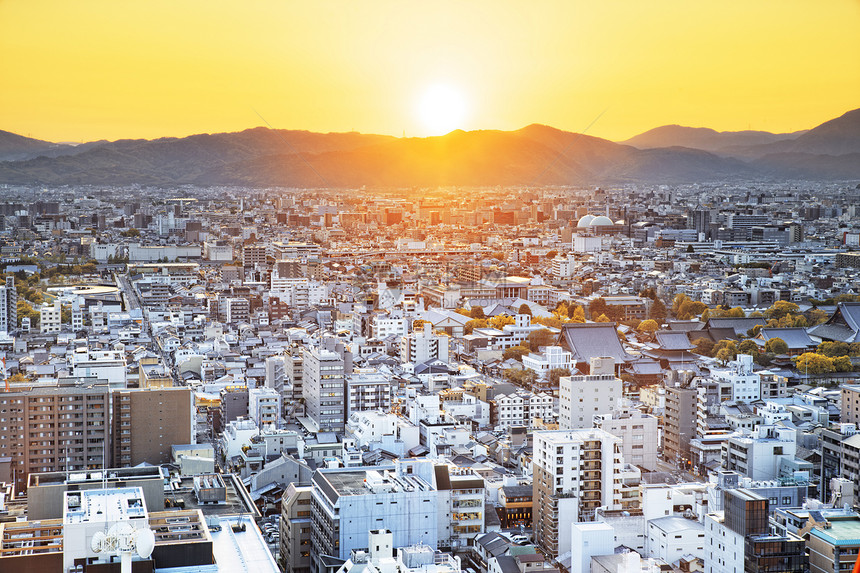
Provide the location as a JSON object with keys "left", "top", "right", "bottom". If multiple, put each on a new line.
{"left": 1, "top": 1, "right": 859, "bottom": 143}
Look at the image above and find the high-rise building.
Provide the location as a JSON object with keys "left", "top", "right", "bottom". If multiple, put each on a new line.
{"left": 281, "top": 483, "right": 313, "bottom": 573}
{"left": 532, "top": 428, "right": 623, "bottom": 558}
{"left": 664, "top": 380, "right": 698, "bottom": 468}
{"left": 346, "top": 369, "right": 391, "bottom": 418}
{"left": 0, "top": 384, "right": 110, "bottom": 493}
{"left": 0, "top": 275, "right": 17, "bottom": 333}
{"left": 111, "top": 387, "right": 193, "bottom": 467}
{"left": 558, "top": 358, "right": 621, "bottom": 429}
{"left": 303, "top": 340, "right": 353, "bottom": 432}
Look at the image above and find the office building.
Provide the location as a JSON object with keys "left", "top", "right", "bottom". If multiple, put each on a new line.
{"left": 111, "top": 386, "right": 194, "bottom": 467}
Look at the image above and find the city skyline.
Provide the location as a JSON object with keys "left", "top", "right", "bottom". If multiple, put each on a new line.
{"left": 1, "top": 1, "right": 858, "bottom": 142}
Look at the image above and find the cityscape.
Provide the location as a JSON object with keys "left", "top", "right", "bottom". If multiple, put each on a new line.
{"left": 1, "top": 2, "right": 860, "bottom": 573}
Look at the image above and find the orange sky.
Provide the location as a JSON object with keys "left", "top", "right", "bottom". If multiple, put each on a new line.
{"left": 1, "top": 0, "right": 858, "bottom": 143}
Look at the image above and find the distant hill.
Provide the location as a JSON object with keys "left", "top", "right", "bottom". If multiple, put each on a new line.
{"left": 0, "top": 130, "right": 75, "bottom": 162}
{"left": 620, "top": 125, "right": 804, "bottom": 154}
{"left": 0, "top": 108, "right": 858, "bottom": 186}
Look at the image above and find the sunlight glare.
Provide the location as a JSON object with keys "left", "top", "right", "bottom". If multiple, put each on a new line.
{"left": 417, "top": 84, "right": 467, "bottom": 136}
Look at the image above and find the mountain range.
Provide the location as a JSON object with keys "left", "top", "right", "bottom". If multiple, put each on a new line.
{"left": 1, "top": 108, "right": 858, "bottom": 187}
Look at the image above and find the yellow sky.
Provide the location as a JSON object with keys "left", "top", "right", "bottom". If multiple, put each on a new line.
{"left": 1, "top": 0, "right": 858, "bottom": 143}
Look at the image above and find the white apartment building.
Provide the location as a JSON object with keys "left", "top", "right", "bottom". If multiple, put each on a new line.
{"left": 492, "top": 390, "right": 554, "bottom": 430}
{"left": 249, "top": 386, "right": 282, "bottom": 427}
{"left": 346, "top": 369, "right": 392, "bottom": 417}
{"left": 68, "top": 348, "right": 127, "bottom": 386}
{"left": 522, "top": 346, "right": 573, "bottom": 379}
{"left": 533, "top": 429, "right": 623, "bottom": 558}
{"left": 593, "top": 408, "right": 659, "bottom": 471}
{"left": 722, "top": 424, "right": 797, "bottom": 481}
{"left": 645, "top": 516, "right": 705, "bottom": 563}
{"left": 711, "top": 354, "right": 761, "bottom": 402}
{"left": 345, "top": 411, "right": 421, "bottom": 457}
{"left": 559, "top": 358, "right": 621, "bottom": 429}
{"left": 40, "top": 301, "right": 62, "bottom": 333}
{"left": 400, "top": 323, "right": 450, "bottom": 364}
{"left": 371, "top": 313, "right": 408, "bottom": 339}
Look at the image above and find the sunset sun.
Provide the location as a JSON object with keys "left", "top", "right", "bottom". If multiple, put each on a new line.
{"left": 417, "top": 84, "right": 467, "bottom": 136}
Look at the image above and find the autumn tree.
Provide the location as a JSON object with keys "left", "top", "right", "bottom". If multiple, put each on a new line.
{"left": 589, "top": 298, "right": 609, "bottom": 319}
{"left": 764, "top": 337, "right": 789, "bottom": 355}
{"left": 594, "top": 313, "right": 611, "bottom": 323}
{"left": 713, "top": 340, "right": 738, "bottom": 362}
{"left": 502, "top": 345, "right": 531, "bottom": 362}
{"left": 527, "top": 329, "right": 556, "bottom": 351}
{"left": 693, "top": 338, "right": 716, "bottom": 357}
{"left": 637, "top": 319, "right": 659, "bottom": 335}
{"left": 833, "top": 356, "right": 854, "bottom": 372}
{"left": 464, "top": 319, "right": 488, "bottom": 335}
{"left": 531, "top": 316, "right": 562, "bottom": 329}
{"left": 489, "top": 315, "right": 516, "bottom": 330}
{"left": 503, "top": 368, "right": 538, "bottom": 387}
{"left": 518, "top": 303, "right": 532, "bottom": 316}
{"left": 793, "top": 352, "right": 834, "bottom": 374}
{"left": 548, "top": 367, "right": 572, "bottom": 387}
{"left": 570, "top": 306, "right": 586, "bottom": 323}
{"left": 469, "top": 306, "right": 486, "bottom": 319}
{"left": 737, "top": 340, "right": 760, "bottom": 355}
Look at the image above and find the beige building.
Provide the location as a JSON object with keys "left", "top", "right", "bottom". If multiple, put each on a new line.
{"left": 280, "top": 482, "right": 312, "bottom": 573}
{"left": 0, "top": 384, "right": 110, "bottom": 493}
{"left": 112, "top": 386, "right": 193, "bottom": 467}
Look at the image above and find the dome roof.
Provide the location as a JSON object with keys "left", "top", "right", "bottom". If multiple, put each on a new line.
{"left": 591, "top": 215, "right": 613, "bottom": 226}
{"left": 577, "top": 214, "right": 595, "bottom": 228}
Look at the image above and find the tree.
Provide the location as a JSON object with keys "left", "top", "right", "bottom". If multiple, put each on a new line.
{"left": 649, "top": 298, "right": 667, "bottom": 321}
{"left": 737, "top": 340, "right": 760, "bottom": 355}
{"left": 503, "top": 368, "right": 538, "bottom": 387}
{"left": 526, "top": 329, "right": 556, "bottom": 351}
{"left": 545, "top": 250, "right": 558, "bottom": 260}
{"left": 502, "top": 345, "right": 531, "bottom": 362}
{"left": 637, "top": 319, "right": 659, "bottom": 335}
{"left": 713, "top": 340, "right": 738, "bottom": 362}
{"left": 851, "top": 343, "right": 860, "bottom": 357}
{"left": 548, "top": 368, "right": 571, "bottom": 387}
{"left": 639, "top": 287, "right": 658, "bottom": 300}
{"left": 677, "top": 299, "right": 707, "bottom": 320}
{"left": 700, "top": 309, "right": 710, "bottom": 323}
{"left": 793, "top": 352, "right": 834, "bottom": 374}
{"left": 464, "top": 319, "right": 487, "bottom": 335}
{"left": 568, "top": 305, "right": 585, "bottom": 323}
{"left": 716, "top": 347, "right": 734, "bottom": 366}
{"left": 764, "top": 337, "right": 789, "bottom": 355}
{"left": 806, "top": 308, "right": 828, "bottom": 326}
{"left": 672, "top": 294, "right": 690, "bottom": 317}
{"left": 765, "top": 301, "right": 800, "bottom": 321}
{"left": 412, "top": 319, "right": 428, "bottom": 331}
{"left": 747, "top": 325, "right": 764, "bottom": 338}
{"left": 833, "top": 356, "right": 853, "bottom": 373}
{"left": 818, "top": 341, "right": 850, "bottom": 357}
{"left": 518, "top": 303, "right": 532, "bottom": 316}
{"left": 469, "top": 306, "right": 486, "bottom": 319}
{"left": 455, "top": 308, "right": 472, "bottom": 317}
{"left": 489, "top": 315, "right": 516, "bottom": 330}
{"left": 594, "top": 313, "right": 611, "bottom": 323}
{"left": 531, "top": 316, "right": 562, "bottom": 329}
{"left": 589, "top": 298, "right": 609, "bottom": 319}
{"left": 693, "top": 337, "right": 716, "bottom": 357}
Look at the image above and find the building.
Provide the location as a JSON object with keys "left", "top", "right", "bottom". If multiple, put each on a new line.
{"left": 346, "top": 369, "right": 392, "bottom": 418}
{"left": 249, "top": 386, "right": 283, "bottom": 427}
{"left": 303, "top": 341, "right": 353, "bottom": 432}
{"left": 68, "top": 348, "right": 127, "bottom": 387}
{"left": 807, "top": 514, "right": 860, "bottom": 573}
{"left": 705, "top": 489, "right": 769, "bottom": 573}
{"left": 400, "top": 323, "right": 450, "bottom": 364}
{"left": 721, "top": 425, "right": 797, "bottom": 481}
{"left": 593, "top": 408, "right": 659, "bottom": 471}
{"left": 0, "top": 275, "right": 17, "bottom": 333}
{"left": 664, "top": 381, "right": 698, "bottom": 468}
{"left": 40, "top": 301, "right": 62, "bottom": 333}
{"left": 335, "top": 529, "right": 463, "bottom": 573}
{"left": 645, "top": 516, "right": 705, "bottom": 563}
{"left": 0, "top": 384, "right": 110, "bottom": 494}
{"left": 532, "top": 429, "right": 623, "bottom": 558}
{"left": 281, "top": 483, "right": 313, "bottom": 573}
{"left": 558, "top": 358, "right": 621, "bottom": 429}
{"left": 111, "top": 386, "right": 194, "bottom": 467}
{"left": 841, "top": 384, "right": 860, "bottom": 426}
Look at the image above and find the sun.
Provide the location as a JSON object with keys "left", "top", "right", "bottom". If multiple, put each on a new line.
{"left": 417, "top": 84, "right": 467, "bottom": 136}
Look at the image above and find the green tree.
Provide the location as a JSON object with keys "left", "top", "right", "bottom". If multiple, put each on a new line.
{"left": 589, "top": 298, "right": 609, "bottom": 319}
{"left": 833, "top": 356, "right": 853, "bottom": 372}
{"left": 649, "top": 298, "right": 667, "bottom": 321}
{"left": 502, "top": 345, "right": 530, "bottom": 362}
{"left": 765, "top": 301, "right": 800, "bottom": 321}
{"left": 793, "top": 352, "right": 834, "bottom": 374}
{"left": 764, "top": 337, "right": 789, "bottom": 355}
{"left": 713, "top": 340, "right": 738, "bottom": 362}
{"left": 693, "top": 337, "right": 716, "bottom": 357}
{"left": 716, "top": 347, "right": 734, "bottom": 365}
{"left": 818, "top": 341, "right": 850, "bottom": 357}
{"left": 737, "top": 340, "right": 760, "bottom": 355}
